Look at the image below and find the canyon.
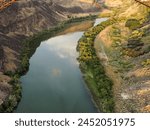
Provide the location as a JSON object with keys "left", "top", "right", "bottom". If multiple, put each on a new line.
{"left": 0, "top": 0, "right": 101, "bottom": 112}
{"left": 0, "top": 0, "right": 150, "bottom": 112}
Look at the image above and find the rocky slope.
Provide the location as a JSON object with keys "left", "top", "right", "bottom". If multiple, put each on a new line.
{"left": 53, "top": 0, "right": 102, "bottom": 11}
{"left": 0, "top": 0, "right": 66, "bottom": 72}
{"left": 0, "top": 0, "right": 101, "bottom": 112}
{"left": 97, "top": 0, "right": 150, "bottom": 112}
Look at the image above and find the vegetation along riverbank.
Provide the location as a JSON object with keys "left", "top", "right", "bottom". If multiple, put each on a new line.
{"left": 77, "top": 18, "right": 116, "bottom": 112}
{"left": 0, "top": 15, "right": 97, "bottom": 112}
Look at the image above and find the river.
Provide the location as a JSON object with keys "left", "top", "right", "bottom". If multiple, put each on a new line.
{"left": 15, "top": 18, "right": 107, "bottom": 113}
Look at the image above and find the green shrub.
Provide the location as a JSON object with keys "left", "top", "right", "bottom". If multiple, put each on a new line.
{"left": 77, "top": 19, "right": 116, "bottom": 112}
{"left": 125, "top": 19, "right": 141, "bottom": 30}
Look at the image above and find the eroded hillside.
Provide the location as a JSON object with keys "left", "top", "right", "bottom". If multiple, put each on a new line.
{"left": 97, "top": 0, "right": 150, "bottom": 112}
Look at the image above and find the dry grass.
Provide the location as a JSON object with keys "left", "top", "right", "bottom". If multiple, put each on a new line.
{"left": 142, "top": 105, "right": 150, "bottom": 112}
{"left": 59, "top": 21, "right": 94, "bottom": 35}
{"left": 128, "top": 67, "right": 150, "bottom": 78}
{"left": 105, "top": 0, "right": 123, "bottom": 7}
{"left": 0, "top": 72, "right": 11, "bottom": 83}
{"left": 3, "top": 46, "right": 20, "bottom": 72}
{"left": 78, "top": 0, "right": 94, "bottom": 4}
{"left": 97, "top": 26, "right": 113, "bottom": 48}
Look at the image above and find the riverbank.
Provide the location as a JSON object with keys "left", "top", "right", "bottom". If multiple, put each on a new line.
{"left": 0, "top": 15, "right": 97, "bottom": 112}
{"left": 77, "top": 19, "right": 116, "bottom": 112}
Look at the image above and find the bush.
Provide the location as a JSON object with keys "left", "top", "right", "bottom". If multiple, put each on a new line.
{"left": 141, "top": 59, "right": 150, "bottom": 66}
{"left": 125, "top": 19, "right": 141, "bottom": 30}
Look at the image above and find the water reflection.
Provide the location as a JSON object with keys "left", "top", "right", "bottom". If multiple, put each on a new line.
{"left": 42, "top": 32, "right": 82, "bottom": 66}
{"left": 15, "top": 18, "right": 108, "bottom": 113}
{"left": 52, "top": 68, "right": 61, "bottom": 77}
{"left": 16, "top": 31, "right": 97, "bottom": 113}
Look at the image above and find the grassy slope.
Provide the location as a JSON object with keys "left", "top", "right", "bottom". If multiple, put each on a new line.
{"left": 96, "top": 0, "right": 150, "bottom": 112}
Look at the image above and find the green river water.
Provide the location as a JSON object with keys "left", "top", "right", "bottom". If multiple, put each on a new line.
{"left": 15, "top": 18, "right": 107, "bottom": 113}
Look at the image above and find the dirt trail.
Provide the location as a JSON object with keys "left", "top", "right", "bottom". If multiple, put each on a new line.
{"left": 94, "top": 36, "right": 108, "bottom": 65}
